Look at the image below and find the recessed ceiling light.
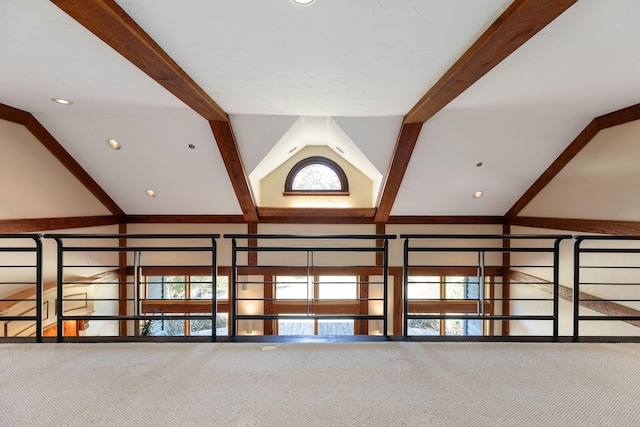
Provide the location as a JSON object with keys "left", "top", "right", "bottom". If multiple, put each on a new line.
{"left": 51, "top": 98, "right": 73, "bottom": 105}
{"left": 145, "top": 189, "right": 157, "bottom": 197}
{"left": 291, "top": 0, "right": 316, "bottom": 5}
{"left": 107, "top": 139, "right": 121, "bottom": 150}
{"left": 473, "top": 191, "right": 484, "bottom": 199}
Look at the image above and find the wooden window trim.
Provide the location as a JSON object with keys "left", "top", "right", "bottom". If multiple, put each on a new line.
{"left": 408, "top": 274, "right": 492, "bottom": 337}
{"left": 273, "top": 274, "right": 360, "bottom": 335}
{"left": 283, "top": 191, "right": 350, "bottom": 197}
{"left": 142, "top": 274, "right": 230, "bottom": 336}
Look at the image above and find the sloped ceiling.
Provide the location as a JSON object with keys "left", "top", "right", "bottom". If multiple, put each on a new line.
{"left": 1, "top": 0, "right": 640, "bottom": 223}
{"left": 520, "top": 119, "right": 640, "bottom": 221}
{"left": 0, "top": 119, "right": 110, "bottom": 219}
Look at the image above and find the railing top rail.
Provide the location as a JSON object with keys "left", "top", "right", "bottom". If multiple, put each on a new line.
{"left": 224, "top": 234, "right": 397, "bottom": 240}
{"left": 400, "top": 234, "right": 572, "bottom": 240}
{"left": 0, "top": 234, "right": 42, "bottom": 239}
{"left": 44, "top": 233, "right": 220, "bottom": 240}
{"left": 575, "top": 235, "right": 640, "bottom": 242}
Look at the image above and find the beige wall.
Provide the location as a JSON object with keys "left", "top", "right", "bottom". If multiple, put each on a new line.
{"left": 126, "top": 223, "right": 249, "bottom": 267}
{"left": 0, "top": 119, "right": 110, "bottom": 219}
{"left": 387, "top": 224, "right": 503, "bottom": 267}
{"left": 520, "top": 119, "right": 640, "bottom": 221}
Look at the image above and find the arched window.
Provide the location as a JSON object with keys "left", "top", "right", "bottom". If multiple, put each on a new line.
{"left": 284, "top": 156, "right": 349, "bottom": 194}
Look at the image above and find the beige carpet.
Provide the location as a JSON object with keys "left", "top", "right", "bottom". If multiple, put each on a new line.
{"left": 1, "top": 342, "right": 639, "bottom": 426}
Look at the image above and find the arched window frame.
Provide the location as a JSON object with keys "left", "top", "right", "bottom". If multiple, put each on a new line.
{"left": 284, "top": 156, "right": 349, "bottom": 196}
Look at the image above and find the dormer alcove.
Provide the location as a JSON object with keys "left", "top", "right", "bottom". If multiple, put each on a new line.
{"left": 259, "top": 146, "right": 373, "bottom": 208}
{"left": 246, "top": 116, "right": 383, "bottom": 209}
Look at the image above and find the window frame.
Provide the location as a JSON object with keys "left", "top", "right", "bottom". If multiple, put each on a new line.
{"left": 273, "top": 274, "right": 358, "bottom": 336}
{"left": 407, "top": 275, "right": 490, "bottom": 336}
{"left": 143, "top": 273, "right": 229, "bottom": 337}
{"left": 283, "top": 156, "right": 349, "bottom": 195}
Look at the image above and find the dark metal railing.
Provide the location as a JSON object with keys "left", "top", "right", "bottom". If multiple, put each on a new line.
{"left": 46, "top": 234, "right": 219, "bottom": 342}
{"left": 4, "top": 232, "right": 640, "bottom": 342}
{"left": 402, "top": 234, "right": 571, "bottom": 341}
{"left": 573, "top": 235, "right": 640, "bottom": 341}
{"left": 225, "top": 234, "right": 396, "bottom": 337}
{"left": 0, "top": 234, "right": 43, "bottom": 342}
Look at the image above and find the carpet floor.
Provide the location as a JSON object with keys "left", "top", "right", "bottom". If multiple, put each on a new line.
{"left": 1, "top": 342, "right": 639, "bottom": 426}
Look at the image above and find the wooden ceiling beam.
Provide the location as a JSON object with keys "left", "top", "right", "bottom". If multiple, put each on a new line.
{"left": 125, "top": 215, "right": 245, "bottom": 224}
{"left": 210, "top": 120, "right": 258, "bottom": 222}
{"left": 258, "top": 207, "right": 375, "bottom": 224}
{"left": 376, "top": 0, "right": 577, "bottom": 223}
{"left": 595, "top": 102, "right": 640, "bottom": 130}
{"left": 374, "top": 122, "right": 423, "bottom": 222}
{"left": 0, "top": 103, "right": 31, "bottom": 124}
{"left": 52, "top": 1, "right": 258, "bottom": 220}
{"left": 404, "top": 0, "right": 578, "bottom": 124}
{"left": 52, "top": 0, "right": 227, "bottom": 122}
{"left": 24, "top": 115, "right": 126, "bottom": 216}
{"left": 0, "top": 215, "right": 122, "bottom": 234}
{"left": 1, "top": 102, "right": 125, "bottom": 216}
{"left": 386, "top": 216, "right": 503, "bottom": 225}
{"left": 506, "top": 119, "right": 599, "bottom": 217}
{"left": 507, "top": 101, "right": 640, "bottom": 217}
{"left": 507, "top": 216, "right": 640, "bottom": 236}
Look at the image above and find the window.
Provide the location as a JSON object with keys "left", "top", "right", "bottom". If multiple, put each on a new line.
{"left": 407, "top": 276, "right": 483, "bottom": 336}
{"left": 284, "top": 156, "right": 349, "bottom": 194}
{"left": 144, "top": 275, "right": 229, "bottom": 336}
{"left": 275, "top": 275, "right": 357, "bottom": 335}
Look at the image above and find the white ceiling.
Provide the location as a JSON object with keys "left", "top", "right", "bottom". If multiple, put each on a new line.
{"left": 117, "top": 0, "right": 511, "bottom": 116}
{"left": 1, "top": 0, "right": 640, "bottom": 218}
{"left": 394, "top": 0, "right": 640, "bottom": 215}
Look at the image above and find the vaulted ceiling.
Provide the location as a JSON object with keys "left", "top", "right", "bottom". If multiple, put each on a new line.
{"left": 2, "top": 0, "right": 640, "bottom": 224}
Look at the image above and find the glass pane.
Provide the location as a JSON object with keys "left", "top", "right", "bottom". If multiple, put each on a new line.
{"left": 445, "top": 276, "right": 466, "bottom": 299}
{"left": 466, "top": 277, "right": 480, "bottom": 299}
{"left": 276, "top": 276, "right": 309, "bottom": 299}
{"left": 216, "top": 276, "right": 229, "bottom": 299}
{"left": 407, "top": 276, "right": 440, "bottom": 299}
{"left": 189, "top": 316, "right": 228, "bottom": 336}
{"left": 190, "top": 276, "right": 213, "bottom": 299}
{"left": 445, "top": 319, "right": 464, "bottom": 335}
{"left": 292, "top": 164, "right": 342, "bottom": 190}
{"left": 318, "top": 320, "right": 354, "bottom": 335}
{"left": 278, "top": 319, "right": 314, "bottom": 335}
{"left": 139, "top": 318, "right": 158, "bottom": 336}
{"left": 407, "top": 317, "right": 439, "bottom": 335}
{"left": 190, "top": 318, "right": 212, "bottom": 335}
{"left": 146, "top": 276, "right": 163, "bottom": 299}
{"left": 464, "top": 319, "right": 483, "bottom": 336}
{"left": 162, "top": 316, "right": 184, "bottom": 336}
{"left": 164, "top": 276, "right": 186, "bottom": 299}
{"left": 216, "top": 313, "right": 229, "bottom": 336}
{"left": 318, "top": 276, "right": 357, "bottom": 299}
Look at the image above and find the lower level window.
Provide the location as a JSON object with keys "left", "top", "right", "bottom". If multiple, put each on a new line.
{"left": 275, "top": 275, "right": 356, "bottom": 336}
{"left": 145, "top": 275, "right": 229, "bottom": 336}
{"left": 407, "top": 276, "right": 483, "bottom": 336}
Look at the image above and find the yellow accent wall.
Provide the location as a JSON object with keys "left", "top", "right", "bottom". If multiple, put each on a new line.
{"left": 258, "top": 146, "right": 373, "bottom": 208}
